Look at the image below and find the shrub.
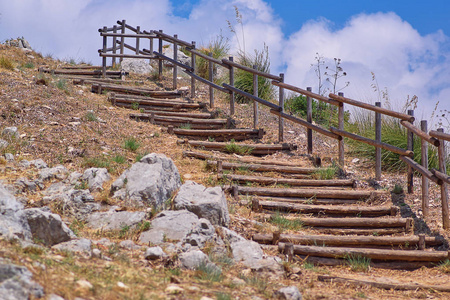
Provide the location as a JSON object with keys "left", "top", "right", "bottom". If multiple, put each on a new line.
{"left": 234, "top": 45, "right": 274, "bottom": 104}
{"left": 345, "top": 254, "right": 371, "bottom": 272}
{"left": 224, "top": 139, "right": 253, "bottom": 155}
{"left": 123, "top": 137, "right": 140, "bottom": 152}
{"left": 0, "top": 56, "right": 14, "bottom": 70}
{"left": 196, "top": 34, "right": 230, "bottom": 81}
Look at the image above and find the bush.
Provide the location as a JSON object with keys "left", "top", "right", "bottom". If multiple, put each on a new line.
{"left": 234, "top": 45, "right": 274, "bottom": 104}
{"left": 196, "top": 34, "right": 230, "bottom": 81}
{"left": 0, "top": 56, "right": 14, "bottom": 70}
{"left": 123, "top": 137, "right": 140, "bottom": 152}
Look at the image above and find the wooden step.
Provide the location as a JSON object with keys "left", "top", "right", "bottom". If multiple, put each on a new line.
{"left": 145, "top": 110, "right": 214, "bottom": 119}
{"left": 188, "top": 141, "right": 297, "bottom": 156}
{"left": 131, "top": 114, "right": 232, "bottom": 130}
{"left": 170, "top": 127, "right": 263, "bottom": 141}
{"left": 40, "top": 68, "right": 124, "bottom": 77}
{"left": 207, "top": 161, "right": 313, "bottom": 175}
{"left": 239, "top": 195, "right": 360, "bottom": 205}
{"left": 253, "top": 233, "right": 444, "bottom": 249}
{"left": 113, "top": 97, "right": 205, "bottom": 109}
{"left": 92, "top": 83, "right": 181, "bottom": 98}
{"left": 221, "top": 174, "right": 355, "bottom": 188}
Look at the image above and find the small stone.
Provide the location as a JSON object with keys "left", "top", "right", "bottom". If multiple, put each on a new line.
{"left": 351, "top": 158, "right": 360, "bottom": 164}
{"left": 165, "top": 284, "right": 184, "bottom": 294}
{"left": 232, "top": 277, "right": 246, "bottom": 286}
{"left": 183, "top": 173, "right": 193, "bottom": 180}
{"left": 144, "top": 246, "right": 165, "bottom": 260}
{"left": 4, "top": 153, "right": 14, "bottom": 162}
{"left": 115, "top": 281, "right": 129, "bottom": 291}
{"left": 91, "top": 248, "right": 102, "bottom": 259}
{"left": 75, "top": 279, "right": 93, "bottom": 291}
{"left": 274, "top": 286, "right": 302, "bottom": 300}
{"left": 200, "top": 297, "right": 214, "bottom": 300}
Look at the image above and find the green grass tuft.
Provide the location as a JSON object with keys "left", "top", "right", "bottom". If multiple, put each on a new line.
{"left": 270, "top": 211, "right": 303, "bottom": 231}
{"left": 345, "top": 253, "right": 371, "bottom": 272}
{"left": 0, "top": 56, "right": 14, "bottom": 70}
{"left": 123, "top": 137, "right": 140, "bottom": 152}
{"left": 224, "top": 140, "right": 253, "bottom": 155}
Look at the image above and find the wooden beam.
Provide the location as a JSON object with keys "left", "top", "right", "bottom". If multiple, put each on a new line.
{"left": 399, "top": 156, "right": 442, "bottom": 185}
{"left": 400, "top": 120, "right": 440, "bottom": 147}
{"left": 222, "top": 58, "right": 282, "bottom": 81}
{"left": 207, "top": 160, "right": 316, "bottom": 174}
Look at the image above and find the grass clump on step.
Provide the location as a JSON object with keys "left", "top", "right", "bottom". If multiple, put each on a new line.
{"left": 270, "top": 211, "right": 303, "bottom": 231}
{"left": 224, "top": 139, "right": 253, "bottom": 155}
{"left": 312, "top": 164, "right": 339, "bottom": 180}
{"left": 345, "top": 253, "right": 371, "bottom": 272}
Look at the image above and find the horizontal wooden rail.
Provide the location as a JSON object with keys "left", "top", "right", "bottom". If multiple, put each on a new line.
{"left": 430, "top": 130, "right": 450, "bottom": 142}
{"left": 184, "top": 49, "right": 230, "bottom": 68}
{"left": 222, "top": 58, "right": 282, "bottom": 81}
{"left": 183, "top": 70, "right": 230, "bottom": 94}
{"left": 431, "top": 169, "right": 450, "bottom": 185}
{"left": 99, "top": 53, "right": 155, "bottom": 60}
{"left": 151, "top": 30, "right": 193, "bottom": 48}
{"left": 270, "top": 109, "right": 340, "bottom": 140}
{"left": 399, "top": 156, "right": 442, "bottom": 185}
{"left": 116, "top": 20, "right": 139, "bottom": 33}
{"left": 330, "top": 127, "right": 413, "bottom": 157}
{"left": 100, "top": 32, "right": 154, "bottom": 39}
{"left": 153, "top": 51, "right": 193, "bottom": 71}
{"left": 329, "top": 93, "right": 414, "bottom": 122}
{"left": 400, "top": 121, "right": 440, "bottom": 147}
{"left": 116, "top": 40, "right": 150, "bottom": 56}
{"left": 271, "top": 81, "right": 340, "bottom": 106}
{"left": 98, "top": 26, "right": 123, "bottom": 33}
{"left": 222, "top": 83, "right": 281, "bottom": 111}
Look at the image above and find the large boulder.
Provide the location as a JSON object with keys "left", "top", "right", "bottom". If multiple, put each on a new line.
{"left": 0, "top": 183, "right": 31, "bottom": 240}
{"left": 121, "top": 58, "right": 154, "bottom": 74}
{"left": 139, "top": 210, "right": 198, "bottom": 245}
{"left": 0, "top": 264, "right": 44, "bottom": 300}
{"left": 163, "top": 46, "right": 191, "bottom": 66}
{"left": 86, "top": 209, "right": 146, "bottom": 231}
{"left": 111, "top": 153, "right": 181, "bottom": 207}
{"left": 24, "top": 208, "right": 75, "bottom": 246}
{"left": 174, "top": 181, "right": 230, "bottom": 226}
{"left": 52, "top": 238, "right": 92, "bottom": 254}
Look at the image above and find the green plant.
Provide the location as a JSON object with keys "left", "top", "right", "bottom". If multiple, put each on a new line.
{"left": 56, "top": 79, "right": 68, "bottom": 91}
{"left": 239, "top": 273, "right": 267, "bottom": 293}
{"left": 345, "top": 254, "right": 371, "bottom": 272}
{"left": 270, "top": 211, "right": 303, "bottom": 231}
{"left": 392, "top": 184, "right": 404, "bottom": 194}
{"left": 82, "top": 156, "right": 110, "bottom": 170}
{"left": 313, "top": 164, "right": 338, "bottom": 180}
{"left": 438, "top": 259, "right": 450, "bottom": 273}
{"left": 303, "top": 261, "right": 318, "bottom": 271}
{"left": 131, "top": 102, "right": 140, "bottom": 110}
{"left": 85, "top": 111, "right": 97, "bottom": 122}
{"left": 196, "top": 34, "right": 230, "bottom": 81}
{"left": 216, "top": 292, "right": 232, "bottom": 300}
{"left": 112, "top": 155, "right": 126, "bottom": 164}
{"left": 123, "top": 137, "right": 140, "bottom": 152}
{"left": 69, "top": 219, "right": 85, "bottom": 236}
{"left": 23, "top": 62, "right": 35, "bottom": 69}
{"left": 195, "top": 262, "right": 223, "bottom": 282}
{"left": 0, "top": 56, "right": 14, "bottom": 70}
{"left": 225, "top": 140, "right": 253, "bottom": 155}
{"left": 74, "top": 180, "right": 88, "bottom": 190}
{"left": 119, "top": 224, "right": 130, "bottom": 238}
{"left": 179, "top": 123, "right": 192, "bottom": 129}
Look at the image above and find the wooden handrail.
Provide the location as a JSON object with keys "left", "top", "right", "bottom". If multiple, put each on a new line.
{"left": 400, "top": 121, "right": 440, "bottom": 147}
{"left": 116, "top": 20, "right": 139, "bottom": 33}
{"left": 431, "top": 169, "right": 450, "bottom": 185}
{"left": 222, "top": 83, "right": 281, "bottom": 111}
{"left": 153, "top": 51, "right": 193, "bottom": 71}
{"left": 330, "top": 127, "right": 414, "bottom": 157}
{"left": 100, "top": 32, "right": 154, "bottom": 39}
{"left": 99, "top": 53, "right": 155, "bottom": 60}
{"left": 430, "top": 130, "right": 450, "bottom": 142}
{"left": 183, "top": 70, "right": 231, "bottom": 94}
{"left": 185, "top": 48, "right": 230, "bottom": 68}
{"left": 222, "top": 58, "right": 282, "bottom": 81}
{"left": 98, "top": 26, "right": 123, "bottom": 33}
{"left": 271, "top": 81, "right": 340, "bottom": 106}
{"left": 329, "top": 93, "right": 414, "bottom": 122}
{"left": 115, "top": 40, "right": 151, "bottom": 56}
{"left": 270, "top": 109, "right": 341, "bottom": 140}
{"left": 399, "top": 156, "right": 442, "bottom": 185}
{"left": 151, "top": 30, "right": 193, "bottom": 48}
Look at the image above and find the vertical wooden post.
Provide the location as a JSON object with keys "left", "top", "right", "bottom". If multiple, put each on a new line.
{"left": 158, "top": 30, "right": 163, "bottom": 79}
{"left": 285, "top": 243, "right": 294, "bottom": 262}
{"left": 191, "top": 41, "right": 196, "bottom": 99}
{"left": 437, "top": 128, "right": 449, "bottom": 229}
{"left": 135, "top": 26, "right": 140, "bottom": 55}
{"left": 421, "top": 120, "right": 429, "bottom": 218}
{"left": 112, "top": 25, "right": 117, "bottom": 68}
{"left": 253, "top": 65, "right": 259, "bottom": 129}
{"left": 306, "top": 87, "right": 313, "bottom": 154}
{"left": 173, "top": 34, "right": 178, "bottom": 90}
{"left": 209, "top": 53, "right": 214, "bottom": 108}
{"left": 407, "top": 110, "right": 415, "bottom": 194}
{"left": 278, "top": 73, "right": 285, "bottom": 143}
{"left": 338, "top": 92, "right": 345, "bottom": 167}
{"left": 102, "top": 26, "right": 107, "bottom": 78}
{"left": 418, "top": 234, "right": 426, "bottom": 250}
{"left": 375, "top": 102, "right": 382, "bottom": 180}
{"left": 119, "top": 20, "right": 125, "bottom": 64}
{"left": 229, "top": 56, "right": 235, "bottom": 115}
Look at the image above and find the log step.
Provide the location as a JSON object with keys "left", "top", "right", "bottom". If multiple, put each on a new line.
{"left": 187, "top": 141, "right": 297, "bottom": 156}
{"left": 170, "top": 127, "right": 264, "bottom": 142}
{"left": 144, "top": 110, "right": 214, "bottom": 119}
{"left": 207, "top": 160, "right": 313, "bottom": 174}
{"left": 112, "top": 97, "right": 205, "bottom": 109}
{"left": 300, "top": 217, "right": 413, "bottom": 230}
{"left": 235, "top": 186, "right": 387, "bottom": 200}
{"left": 239, "top": 195, "right": 360, "bottom": 205}
{"left": 40, "top": 68, "right": 125, "bottom": 77}
{"left": 255, "top": 200, "right": 397, "bottom": 217}
{"left": 92, "top": 83, "right": 182, "bottom": 98}
{"left": 253, "top": 233, "right": 443, "bottom": 249}
{"left": 130, "top": 114, "right": 233, "bottom": 129}
{"left": 114, "top": 103, "right": 189, "bottom": 112}
{"left": 183, "top": 150, "right": 314, "bottom": 168}
{"left": 278, "top": 243, "right": 449, "bottom": 262}
{"left": 221, "top": 174, "right": 355, "bottom": 188}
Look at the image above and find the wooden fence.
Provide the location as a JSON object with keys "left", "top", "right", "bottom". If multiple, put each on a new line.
{"left": 98, "top": 20, "right": 450, "bottom": 229}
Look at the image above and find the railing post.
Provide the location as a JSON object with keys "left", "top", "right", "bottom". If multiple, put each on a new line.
{"left": 253, "top": 65, "right": 259, "bottom": 129}
{"left": 102, "top": 26, "right": 107, "bottom": 78}
{"left": 278, "top": 73, "right": 285, "bottom": 143}
{"left": 338, "top": 92, "right": 345, "bottom": 167}
{"left": 119, "top": 20, "right": 125, "bottom": 64}
{"left": 135, "top": 26, "right": 140, "bottom": 55}
{"left": 173, "top": 34, "right": 178, "bottom": 90}
{"left": 306, "top": 87, "right": 313, "bottom": 154}
{"left": 375, "top": 102, "right": 382, "bottom": 180}
{"left": 112, "top": 25, "right": 117, "bottom": 68}
{"left": 229, "top": 56, "right": 235, "bottom": 115}
{"left": 407, "top": 109, "right": 415, "bottom": 193}
{"left": 209, "top": 52, "right": 214, "bottom": 108}
{"left": 191, "top": 41, "right": 196, "bottom": 99}
{"left": 158, "top": 30, "right": 163, "bottom": 79}
{"left": 437, "top": 128, "right": 449, "bottom": 229}
{"left": 421, "top": 120, "right": 429, "bottom": 218}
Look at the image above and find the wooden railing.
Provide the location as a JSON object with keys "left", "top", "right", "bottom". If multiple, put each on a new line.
{"left": 98, "top": 20, "right": 449, "bottom": 229}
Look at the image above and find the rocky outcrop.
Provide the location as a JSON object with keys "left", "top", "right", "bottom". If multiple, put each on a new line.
{"left": 0, "top": 183, "right": 32, "bottom": 240}
{"left": 0, "top": 263, "right": 44, "bottom": 300}
{"left": 121, "top": 58, "right": 154, "bottom": 74}
{"left": 174, "top": 181, "right": 230, "bottom": 227}
{"left": 274, "top": 286, "right": 302, "bottom": 300}
{"left": 111, "top": 153, "right": 181, "bottom": 207}
{"left": 86, "top": 209, "right": 146, "bottom": 231}
{"left": 82, "top": 168, "right": 111, "bottom": 193}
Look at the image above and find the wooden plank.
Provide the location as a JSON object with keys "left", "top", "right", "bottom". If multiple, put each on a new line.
{"left": 312, "top": 228, "right": 406, "bottom": 236}
{"left": 99, "top": 53, "right": 156, "bottom": 60}
{"left": 40, "top": 68, "right": 123, "bottom": 76}
{"left": 430, "top": 130, "right": 450, "bottom": 142}
{"left": 330, "top": 127, "right": 413, "bottom": 157}
{"left": 300, "top": 217, "right": 411, "bottom": 228}
{"left": 151, "top": 30, "right": 193, "bottom": 48}
{"left": 222, "top": 58, "right": 282, "bottom": 81}
{"left": 113, "top": 98, "right": 204, "bottom": 109}
{"left": 271, "top": 81, "right": 340, "bottom": 106}
{"left": 153, "top": 51, "right": 193, "bottom": 71}
{"left": 223, "top": 84, "right": 281, "bottom": 111}
{"left": 236, "top": 186, "right": 386, "bottom": 200}
{"left": 399, "top": 156, "right": 442, "bottom": 185}
{"left": 142, "top": 110, "right": 213, "bottom": 119}
{"left": 130, "top": 114, "right": 229, "bottom": 125}
{"left": 329, "top": 93, "right": 414, "bottom": 122}
{"left": 92, "top": 83, "right": 181, "bottom": 98}
{"left": 186, "top": 49, "right": 230, "bottom": 68}
{"left": 239, "top": 195, "right": 361, "bottom": 205}
{"left": 207, "top": 160, "right": 316, "bottom": 174}
{"left": 437, "top": 128, "right": 449, "bottom": 229}
{"left": 279, "top": 244, "right": 448, "bottom": 262}
{"left": 220, "top": 174, "right": 355, "bottom": 187}
{"left": 431, "top": 169, "right": 450, "bottom": 185}
{"left": 401, "top": 120, "right": 440, "bottom": 147}
{"left": 253, "top": 233, "right": 443, "bottom": 247}
{"left": 173, "top": 128, "right": 261, "bottom": 137}
{"left": 183, "top": 70, "right": 231, "bottom": 94}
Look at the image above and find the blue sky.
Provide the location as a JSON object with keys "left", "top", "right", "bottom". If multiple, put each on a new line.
{"left": 1, "top": 0, "right": 449, "bottom": 125}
